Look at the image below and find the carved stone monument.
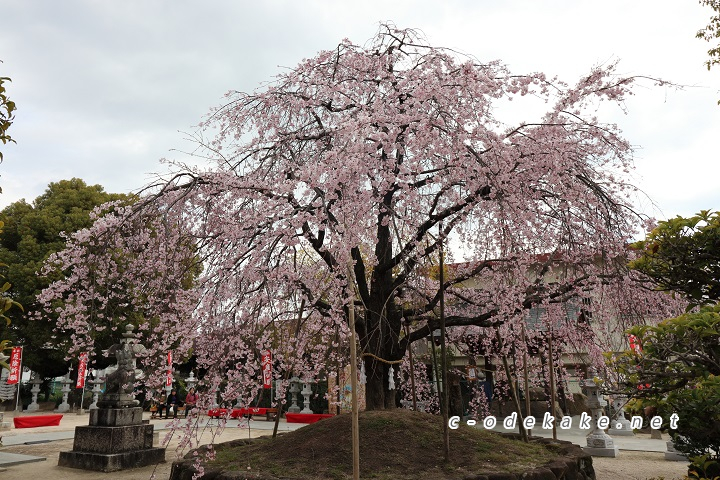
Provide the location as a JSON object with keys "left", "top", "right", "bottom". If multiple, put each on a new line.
{"left": 58, "top": 325, "right": 165, "bottom": 472}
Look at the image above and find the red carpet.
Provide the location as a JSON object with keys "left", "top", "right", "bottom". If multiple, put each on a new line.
{"left": 13, "top": 414, "right": 63, "bottom": 428}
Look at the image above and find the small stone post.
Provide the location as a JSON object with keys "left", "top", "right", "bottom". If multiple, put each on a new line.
{"left": 210, "top": 385, "right": 219, "bottom": 409}
{"left": 665, "top": 436, "right": 688, "bottom": 461}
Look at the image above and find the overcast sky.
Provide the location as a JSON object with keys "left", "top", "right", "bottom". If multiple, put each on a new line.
{"left": 1, "top": 0, "right": 718, "bottom": 222}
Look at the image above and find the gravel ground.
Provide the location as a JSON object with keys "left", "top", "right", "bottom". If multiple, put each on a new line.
{"left": 593, "top": 451, "right": 688, "bottom": 480}
{"left": 0, "top": 411, "right": 692, "bottom": 480}
{"left": 0, "top": 438, "right": 692, "bottom": 480}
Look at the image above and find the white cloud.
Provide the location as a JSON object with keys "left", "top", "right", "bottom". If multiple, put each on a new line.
{"left": 1, "top": 0, "right": 718, "bottom": 219}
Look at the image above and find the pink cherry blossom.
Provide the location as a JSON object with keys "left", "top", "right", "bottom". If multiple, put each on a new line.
{"left": 38, "top": 25, "right": 683, "bottom": 418}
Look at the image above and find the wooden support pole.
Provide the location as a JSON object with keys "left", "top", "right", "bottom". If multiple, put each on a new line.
{"left": 347, "top": 266, "right": 360, "bottom": 480}
{"left": 438, "top": 223, "right": 450, "bottom": 462}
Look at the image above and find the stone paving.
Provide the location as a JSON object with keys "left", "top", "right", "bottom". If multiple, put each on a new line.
{"left": 0, "top": 409, "right": 304, "bottom": 469}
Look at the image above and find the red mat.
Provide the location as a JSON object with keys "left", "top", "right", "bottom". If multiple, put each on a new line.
{"left": 13, "top": 414, "right": 63, "bottom": 428}
{"left": 208, "top": 407, "right": 274, "bottom": 418}
{"left": 207, "top": 408, "right": 229, "bottom": 418}
{"left": 285, "top": 413, "right": 334, "bottom": 424}
{"left": 230, "top": 407, "right": 271, "bottom": 418}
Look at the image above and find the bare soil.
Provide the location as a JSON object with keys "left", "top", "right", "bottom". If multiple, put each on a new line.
{"left": 178, "top": 410, "right": 577, "bottom": 479}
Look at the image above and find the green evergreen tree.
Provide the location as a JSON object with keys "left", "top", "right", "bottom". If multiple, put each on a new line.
{"left": 0, "top": 179, "right": 130, "bottom": 379}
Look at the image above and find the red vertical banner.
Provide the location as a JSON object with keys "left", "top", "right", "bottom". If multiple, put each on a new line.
{"left": 7, "top": 346, "right": 22, "bottom": 384}
{"left": 166, "top": 351, "right": 173, "bottom": 387}
{"left": 261, "top": 350, "right": 272, "bottom": 389}
{"left": 76, "top": 352, "right": 89, "bottom": 388}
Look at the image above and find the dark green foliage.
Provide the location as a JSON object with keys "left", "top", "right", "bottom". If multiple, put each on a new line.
{"left": 631, "top": 210, "right": 720, "bottom": 309}
{"left": 688, "top": 453, "right": 720, "bottom": 480}
{"left": 0, "top": 62, "right": 20, "bottom": 367}
{"left": 624, "top": 212, "right": 720, "bottom": 467}
{"left": 663, "top": 376, "right": 720, "bottom": 460}
{"left": 0, "top": 179, "right": 130, "bottom": 379}
{"left": 0, "top": 68, "right": 16, "bottom": 163}
{"left": 613, "top": 304, "right": 720, "bottom": 464}
{"left": 697, "top": 1, "right": 720, "bottom": 71}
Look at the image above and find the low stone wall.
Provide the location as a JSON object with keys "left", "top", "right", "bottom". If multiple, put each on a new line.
{"left": 170, "top": 434, "right": 594, "bottom": 480}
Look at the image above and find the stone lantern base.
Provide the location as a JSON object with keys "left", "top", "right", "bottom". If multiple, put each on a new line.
{"left": 583, "top": 445, "right": 620, "bottom": 457}
{"left": 583, "top": 432, "right": 620, "bottom": 457}
{"left": 665, "top": 440, "right": 688, "bottom": 461}
{"left": 58, "top": 407, "right": 165, "bottom": 472}
{"left": 608, "top": 417, "right": 635, "bottom": 436}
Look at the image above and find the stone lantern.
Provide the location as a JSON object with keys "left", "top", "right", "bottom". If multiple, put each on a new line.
{"left": 26, "top": 373, "right": 43, "bottom": 412}
{"left": 300, "top": 378, "right": 314, "bottom": 414}
{"left": 88, "top": 371, "right": 104, "bottom": 410}
{"left": 56, "top": 369, "right": 73, "bottom": 413}
{"left": 58, "top": 324, "right": 165, "bottom": 472}
{"left": 186, "top": 371, "right": 197, "bottom": 390}
{"left": 580, "top": 367, "right": 619, "bottom": 457}
{"left": 608, "top": 395, "right": 634, "bottom": 436}
{"left": 288, "top": 376, "right": 301, "bottom": 413}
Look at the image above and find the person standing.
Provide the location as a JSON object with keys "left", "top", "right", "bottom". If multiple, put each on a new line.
{"left": 184, "top": 387, "right": 197, "bottom": 417}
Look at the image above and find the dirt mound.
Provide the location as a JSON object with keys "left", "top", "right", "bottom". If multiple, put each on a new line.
{"left": 170, "top": 409, "right": 593, "bottom": 479}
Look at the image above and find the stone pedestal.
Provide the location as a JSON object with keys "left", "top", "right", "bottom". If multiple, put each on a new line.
{"left": 665, "top": 439, "right": 688, "bottom": 461}
{"left": 58, "top": 407, "right": 165, "bottom": 472}
{"left": 584, "top": 432, "right": 620, "bottom": 458}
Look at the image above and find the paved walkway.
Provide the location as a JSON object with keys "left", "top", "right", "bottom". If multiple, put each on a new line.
{"left": 0, "top": 410, "right": 684, "bottom": 477}
{"left": 0, "top": 409, "right": 305, "bottom": 468}
{"left": 487, "top": 416, "right": 673, "bottom": 453}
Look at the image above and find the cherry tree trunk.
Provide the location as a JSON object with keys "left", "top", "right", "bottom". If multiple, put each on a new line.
{"left": 359, "top": 199, "right": 405, "bottom": 410}
{"left": 360, "top": 286, "right": 403, "bottom": 410}
{"left": 363, "top": 354, "right": 398, "bottom": 410}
